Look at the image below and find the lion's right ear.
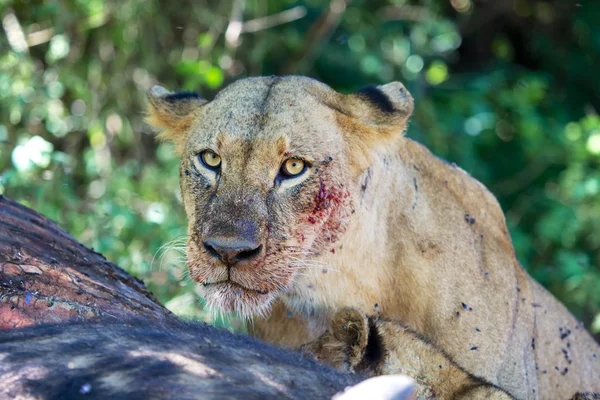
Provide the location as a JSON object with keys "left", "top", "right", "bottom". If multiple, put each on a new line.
{"left": 307, "top": 80, "right": 413, "bottom": 173}
{"left": 146, "top": 85, "right": 208, "bottom": 153}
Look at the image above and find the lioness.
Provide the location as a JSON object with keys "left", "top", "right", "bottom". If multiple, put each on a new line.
{"left": 147, "top": 76, "right": 600, "bottom": 399}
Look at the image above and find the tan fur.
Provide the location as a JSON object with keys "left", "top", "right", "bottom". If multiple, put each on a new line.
{"left": 147, "top": 76, "right": 600, "bottom": 400}
{"left": 304, "top": 308, "right": 513, "bottom": 399}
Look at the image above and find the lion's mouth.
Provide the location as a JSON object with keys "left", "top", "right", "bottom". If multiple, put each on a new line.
{"left": 202, "top": 280, "right": 270, "bottom": 296}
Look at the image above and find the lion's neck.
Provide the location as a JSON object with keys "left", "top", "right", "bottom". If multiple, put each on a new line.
{"left": 282, "top": 146, "right": 416, "bottom": 318}
{"left": 283, "top": 137, "right": 518, "bottom": 331}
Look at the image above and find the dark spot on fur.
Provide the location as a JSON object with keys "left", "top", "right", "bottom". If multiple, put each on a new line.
{"left": 439, "top": 365, "right": 442, "bottom": 369}
{"left": 559, "top": 326, "right": 572, "bottom": 340}
{"left": 356, "top": 85, "right": 395, "bottom": 114}
{"left": 412, "top": 178, "right": 419, "bottom": 209}
{"left": 456, "top": 311, "right": 460, "bottom": 317}
{"left": 184, "top": 170, "right": 190, "bottom": 176}
{"left": 470, "top": 346, "right": 478, "bottom": 351}
{"left": 360, "top": 168, "right": 372, "bottom": 196}
{"left": 164, "top": 91, "right": 202, "bottom": 103}
{"left": 531, "top": 338, "right": 535, "bottom": 349}
{"left": 475, "top": 327, "right": 481, "bottom": 332}
{"left": 561, "top": 348, "right": 572, "bottom": 364}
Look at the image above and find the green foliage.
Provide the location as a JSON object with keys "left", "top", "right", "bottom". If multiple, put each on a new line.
{"left": 1, "top": 0, "right": 598, "bottom": 333}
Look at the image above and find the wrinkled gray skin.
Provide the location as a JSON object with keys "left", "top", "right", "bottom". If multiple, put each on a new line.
{"left": 0, "top": 319, "right": 363, "bottom": 400}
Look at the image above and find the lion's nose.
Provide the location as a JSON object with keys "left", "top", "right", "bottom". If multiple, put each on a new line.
{"left": 203, "top": 236, "right": 262, "bottom": 265}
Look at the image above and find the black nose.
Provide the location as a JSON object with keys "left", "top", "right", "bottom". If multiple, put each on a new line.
{"left": 203, "top": 236, "right": 262, "bottom": 265}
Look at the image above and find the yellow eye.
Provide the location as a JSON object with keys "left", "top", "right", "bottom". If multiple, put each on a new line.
{"left": 200, "top": 150, "right": 221, "bottom": 169}
{"left": 281, "top": 158, "right": 306, "bottom": 177}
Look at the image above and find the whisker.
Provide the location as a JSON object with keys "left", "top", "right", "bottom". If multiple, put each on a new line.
{"left": 151, "top": 235, "right": 189, "bottom": 271}
{"left": 289, "top": 261, "right": 340, "bottom": 273}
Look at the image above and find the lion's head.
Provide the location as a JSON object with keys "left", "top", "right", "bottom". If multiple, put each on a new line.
{"left": 147, "top": 76, "right": 413, "bottom": 318}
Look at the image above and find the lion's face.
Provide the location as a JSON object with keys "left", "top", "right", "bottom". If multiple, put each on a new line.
{"left": 147, "top": 76, "right": 413, "bottom": 318}
{"left": 178, "top": 78, "right": 355, "bottom": 317}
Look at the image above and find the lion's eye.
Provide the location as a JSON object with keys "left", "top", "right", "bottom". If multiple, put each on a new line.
{"left": 199, "top": 150, "right": 221, "bottom": 170}
{"left": 281, "top": 158, "right": 306, "bottom": 177}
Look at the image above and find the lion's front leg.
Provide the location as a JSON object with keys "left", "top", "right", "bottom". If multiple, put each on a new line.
{"left": 300, "top": 308, "right": 372, "bottom": 374}
{"left": 303, "top": 307, "right": 513, "bottom": 400}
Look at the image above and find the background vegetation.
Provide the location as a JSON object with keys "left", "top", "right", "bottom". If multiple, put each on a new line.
{"left": 1, "top": 0, "right": 599, "bottom": 336}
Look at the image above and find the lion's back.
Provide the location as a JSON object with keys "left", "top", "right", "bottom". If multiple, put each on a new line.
{"left": 530, "top": 280, "right": 600, "bottom": 398}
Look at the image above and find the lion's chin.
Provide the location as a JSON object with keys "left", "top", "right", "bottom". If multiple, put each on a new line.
{"left": 200, "top": 281, "right": 276, "bottom": 320}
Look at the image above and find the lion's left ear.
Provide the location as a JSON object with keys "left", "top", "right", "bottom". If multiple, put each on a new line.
{"left": 343, "top": 82, "right": 414, "bottom": 131}
{"left": 146, "top": 85, "right": 208, "bottom": 153}
{"left": 334, "top": 82, "right": 414, "bottom": 172}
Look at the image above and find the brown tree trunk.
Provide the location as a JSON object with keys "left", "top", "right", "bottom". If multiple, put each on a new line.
{"left": 0, "top": 195, "right": 173, "bottom": 329}
{"left": 0, "top": 196, "right": 364, "bottom": 399}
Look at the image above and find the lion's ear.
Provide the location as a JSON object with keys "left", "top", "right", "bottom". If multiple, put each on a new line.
{"left": 333, "top": 82, "right": 414, "bottom": 172}
{"left": 146, "top": 85, "right": 208, "bottom": 154}
{"left": 346, "top": 82, "right": 414, "bottom": 129}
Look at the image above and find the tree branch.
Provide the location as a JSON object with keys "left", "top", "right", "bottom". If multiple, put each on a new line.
{"left": 281, "top": 0, "right": 350, "bottom": 75}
